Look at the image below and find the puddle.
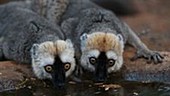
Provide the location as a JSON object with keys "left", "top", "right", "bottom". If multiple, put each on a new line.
{"left": 0, "top": 78, "right": 170, "bottom": 96}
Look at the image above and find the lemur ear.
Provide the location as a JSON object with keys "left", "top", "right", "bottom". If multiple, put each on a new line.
{"left": 66, "top": 39, "right": 74, "bottom": 49}
{"left": 117, "top": 34, "right": 123, "bottom": 41}
{"left": 29, "top": 21, "right": 40, "bottom": 32}
{"left": 80, "top": 33, "right": 88, "bottom": 51}
{"left": 30, "top": 44, "right": 39, "bottom": 58}
{"left": 117, "top": 34, "right": 124, "bottom": 49}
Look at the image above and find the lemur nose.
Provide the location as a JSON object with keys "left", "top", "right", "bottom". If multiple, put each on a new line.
{"left": 96, "top": 78, "right": 105, "bottom": 83}
{"left": 54, "top": 83, "right": 65, "bottom": 90}
{"left": 95, "top": 75, "right": 107, "bottom": 83}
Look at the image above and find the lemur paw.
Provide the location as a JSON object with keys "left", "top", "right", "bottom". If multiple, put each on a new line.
{"left": 131, "top": 49, "right": 164, "bottom": 64}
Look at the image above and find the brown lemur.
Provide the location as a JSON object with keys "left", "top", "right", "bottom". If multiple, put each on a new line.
{"left": 27, "top": 0, "right": 163, "bottom": 82}
{"left": 60, "top": 0, "right": 164, "bottom": 82}
{"left": 0, "top": 2, "right": 76, "bottom": 88}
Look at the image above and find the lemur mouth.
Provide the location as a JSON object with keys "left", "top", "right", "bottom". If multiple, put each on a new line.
{"left": 51, "top": 56, "right": 66, "bottom": 89}
{"left": 94, "top": 63, "right": 107, "bottom": 83}
{"left": 94, "top": 52, "right": 107, "bottom": 83}
{"left": 95, "top": 71, "right": 107, "bottom": 83}
{"left": 51, "top": 70, "right": 66, "bottom": 89}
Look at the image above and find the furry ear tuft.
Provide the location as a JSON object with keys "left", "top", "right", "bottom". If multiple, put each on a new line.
{"left": 29, "top": 21, "right": 40, "bottom": 32}
{"left": 66, "top": 39, "right": 74, "bottom": 49}
{"left": 80, "top": 33, "right": 88, "bottom": 41}
{"left": 30, "top": 44, "right": 39, "bottom": 58}
{"left": 117, "top": 34, "right": 124, "bottom": 49}
{"left": 80, "top": 33, "right": 88, "bottom": 51}
{"left": 117, "top": 34, "right": 124, "bottom": 42}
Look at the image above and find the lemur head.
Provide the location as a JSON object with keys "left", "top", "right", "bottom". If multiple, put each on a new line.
{"left": 80, "top": 32, "right": 124, "bottom": 82}
{"left": 30, "top": 39, "right": 75, "bottom": 88}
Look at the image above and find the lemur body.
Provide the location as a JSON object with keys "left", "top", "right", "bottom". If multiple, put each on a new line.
{"left": 28, "top": 0, "right": 137, "bottom": 23}
{"left": 0, "top": 2, "right": 76, "bottom": 88}
{"left": 29, "top": 0, "right": 69, "bottom": 24}
{"left": 60, "top": 0, "right": 163, "bottom": 82}
{"left": 21, "top": 0, "right": 163, "bottom": 82}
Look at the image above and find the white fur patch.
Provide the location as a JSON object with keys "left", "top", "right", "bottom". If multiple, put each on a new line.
{"left": 87, "top": 49, "right": 100, "bottom": 58}
{"left": 80, "top": 49, "right": 100, "bottom": 72}
{"left": 106, "top": 51, "right": 118, "bottom": 60}
{"left": 107, "top": 56, "right": 123, "bottom": 73}
{"left": 60, "top": 47, "right": 75, "bottom": 77}
{"left": 106, "top": 50, "right": 123, "bottom": 73}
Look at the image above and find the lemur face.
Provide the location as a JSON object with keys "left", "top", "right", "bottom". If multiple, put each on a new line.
{"left": 80, "top": 32, "right": 124, "bottom": 82}
{"left": 30, "top": 39, "right": 75, "bottom": 88}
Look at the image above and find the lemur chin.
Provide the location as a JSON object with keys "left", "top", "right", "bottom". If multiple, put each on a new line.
{"left": 80, "top": 32, "right": 124, "bottom": 82}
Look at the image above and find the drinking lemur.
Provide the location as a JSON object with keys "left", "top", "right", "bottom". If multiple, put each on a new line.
{"left": 26, "top": 0, "right": 163, "bottom": 82}
{"left": 0, "top": 2, "right": 76, "bottom": 88}
{"left": 60, "top": 0, "right": 163, "bottom": 82}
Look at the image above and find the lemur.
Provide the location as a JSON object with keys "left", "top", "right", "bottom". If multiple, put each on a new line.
{"left": 27, "top": 0, "right": 138, "bottom": 24}
{"left": 0, "top": 2, "right": 76, "bottom": 88}
{"left": 26, "top": 0, "right": 163, "bottom": 82}
{"left": 60, "top": 0, "right": 164, "bottom": 82}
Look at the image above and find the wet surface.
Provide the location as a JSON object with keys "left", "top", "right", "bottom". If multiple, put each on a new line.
{"left": 0, "top": 78, "right": 170, "bottom": 96}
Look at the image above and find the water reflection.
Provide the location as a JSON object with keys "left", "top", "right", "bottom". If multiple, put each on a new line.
{"left": 1, "top": 79, "right": 170, "bottom": 96}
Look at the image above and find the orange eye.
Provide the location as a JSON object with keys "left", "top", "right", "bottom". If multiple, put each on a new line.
{"left": 89, "top": 57, "right": 96, "bottom": 64}
{"left": 44, "top": 65, "right": 53, "bottom": 73}
{"left": 108, "top": 59, "right": 115, "bottom": 67}
{"left": 64, "top": 63, "right": 71, "bottom": 71}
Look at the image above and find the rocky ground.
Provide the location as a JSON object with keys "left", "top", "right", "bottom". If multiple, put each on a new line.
{"left": 0, "top": 0, "right": 170, "bottom": 92}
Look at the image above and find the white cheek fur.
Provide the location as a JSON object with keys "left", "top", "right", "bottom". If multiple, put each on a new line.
{"left": 40, "top": 56, "right": 54, "bottom": 67}
{"left": 80, "top": 55, "right": 95, "bottom": 72}
{"left": 65, "top": 60, "right": 76, "bottom": 77}
{"left": 106, "top": 51, "right": 118, "bottom": 60}
{"left": 107, "top": 56, "right": 123, "bottom": 73}
{"left": 60, "top": 55, "right": 76, "bottom": 77}
{"left": 87, "top": 49, "right": 100, "bottom": 58}
{"left": 80, "top": 49, "right": 100, "bottom": 72}
{"left": 59, "top": 50, "right": 76, "bottom": 77}
{"left": 32, "top": 57, "right": 52, "bottom": 79}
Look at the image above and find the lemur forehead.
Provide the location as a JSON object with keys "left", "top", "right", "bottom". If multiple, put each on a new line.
{"left": 39, "top": 41, "right": 57, "bottom": 55}
{"left": 86, "top": 32, "right": 120, "bottom": 52}
{"left": 39, "top": 40, "right": 68, "bottom": 55}
{"left": 55, "top": 40, "right": 67, "bottom": 54}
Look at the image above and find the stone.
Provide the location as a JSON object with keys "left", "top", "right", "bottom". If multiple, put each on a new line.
{"left": 123, "top": 51, "right": 170, "bottom": 83}
{"left": 0, "top": 61, "right": 33, "bottom": 92}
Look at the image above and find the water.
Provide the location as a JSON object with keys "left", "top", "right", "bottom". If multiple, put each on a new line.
{"left": 0, "top": 78, "right": 170, "bottom": 96}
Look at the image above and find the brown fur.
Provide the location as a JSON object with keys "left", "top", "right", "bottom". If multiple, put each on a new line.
{"left": 55, "top": 40, "right": 67, "bottom": 54}
{"left": 86, "top": 32, "right": 122, "bottom": 55}
{"left": 39, "top": 41, "right": 57, "bottom": 55}
{"left": 39, "top": 41, "right": 68, "bottom": 56}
